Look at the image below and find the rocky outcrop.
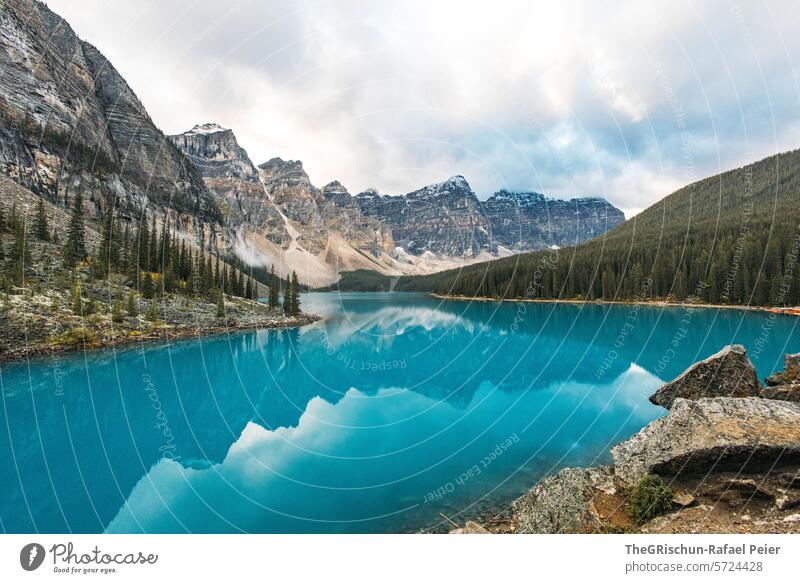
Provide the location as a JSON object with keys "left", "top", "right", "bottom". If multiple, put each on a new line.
{"left": 320, "top": 181, "right": 394, "bottom": 256}
{"left": 765, "top": 353, "right": 800, "bottom": 387}
{"left": 649, "top": 345, "right": 761, "bottom": 408}
{"left": 170, "top": 124, "right": 287, "bottom": 245}
{"left": 510, "top": 345, "right": 800, "bottom": 534}
{"left": 611, "top": 397, "right": 800, "bottom": 486}
{"left": 761, "top": 384, "right": 800, "bottom": 403}
{"left": 512, "top": 466, "right": 617, "bottom": 533}
{"left": 482, "top": 190, "right": 625, "bottom": 251}
{"left": 355, "top": 176, "right": 491, "bottom": 257}
{"left": 0, "top": 0, "right": 218, "bottom": 220}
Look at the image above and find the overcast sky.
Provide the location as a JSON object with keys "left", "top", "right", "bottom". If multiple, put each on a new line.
{"left": 48, "top": 0, "right": 800, "bottom": 216}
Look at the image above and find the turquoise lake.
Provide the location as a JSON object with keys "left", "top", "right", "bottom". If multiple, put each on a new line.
{"left": 1, "top": 292, "right": 798, "bottom": 533}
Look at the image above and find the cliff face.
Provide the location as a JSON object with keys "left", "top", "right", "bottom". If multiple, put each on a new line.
{"left": 483, "top": 190, "right": 625, "bottom": 251}
{"left": 170, "top": 124, "right": 287, "bottom": 246}
{"left": 353, "top": 178, "right": 625, "bottom": 257}
{"left": 0, "top": 0, "right": 218, "bottom": 220}
{"left": 320, "top": 180, "right": 394, "bottom": 257}
{"left": 356, "top": 176, "right": 491, "bottom": 257}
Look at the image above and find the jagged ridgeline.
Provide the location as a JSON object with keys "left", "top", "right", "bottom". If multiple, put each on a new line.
{"left": 396, "top": 149, "right": 800, "bottom": 306}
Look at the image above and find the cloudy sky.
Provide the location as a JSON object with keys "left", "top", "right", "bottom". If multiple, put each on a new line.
{"left": 49, "top": 0, "right": 800, "bottom": 216}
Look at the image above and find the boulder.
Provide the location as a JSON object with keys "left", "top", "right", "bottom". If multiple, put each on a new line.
{"left": 649, "top": 345, "right": 760, "bottom": 409}
{"left": 765, "top": 353, "right": 800, "bottom": 386}
{"left": 785, "top": 353, "right": 800, "bottom": 383}
{"left": 760, "top": 384, "right": 800, "bottom": 403}
{"left": 611, "top": 398, "right": 800, "bottom": 486}
{"left": 449, "top": 521, "right": 490, "bottom": 534}
{"left": 512, "top": 466, "right": 616, "bottom": 533}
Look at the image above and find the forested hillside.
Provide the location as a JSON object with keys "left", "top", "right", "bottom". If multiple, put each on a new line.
{"left": 391, "top": 149, "right": 800, "bottom": 306}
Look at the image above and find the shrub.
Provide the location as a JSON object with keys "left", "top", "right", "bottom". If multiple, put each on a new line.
{"left": 111, "top": 298, "right": 124, "bottom": 323}
{"left": 625, "top": 475, "right": 673, "bottom": 525}
{"left": 55, "top": 327, "right": 99, "bottom": 348}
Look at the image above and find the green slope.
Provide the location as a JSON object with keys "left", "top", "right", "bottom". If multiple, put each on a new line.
{"left": 386, "top": 148, "right": 800, "bottom": 306}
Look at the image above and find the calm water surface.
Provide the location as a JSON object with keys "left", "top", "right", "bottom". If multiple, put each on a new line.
{"left": 1, "top": 293, "right": 798, "bottom": 533}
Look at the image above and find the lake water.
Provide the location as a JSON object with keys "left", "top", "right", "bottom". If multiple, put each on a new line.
{"left": 1, "top": 292, "right": 798, "bottom": 533}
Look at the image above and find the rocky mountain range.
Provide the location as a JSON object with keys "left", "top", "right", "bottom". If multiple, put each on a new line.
{"left": 170, "top": 121, "right": 624, "bottom": 285}
{"left": 0, "top": 0, "right": 625, "bottom": 287}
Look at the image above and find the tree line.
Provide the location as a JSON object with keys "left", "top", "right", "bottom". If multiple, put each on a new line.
{"left": 397, "top": 149, "right": 800, "bottom": 308}
{"left": 1, "top": 193, "right": 303, "bottom": 316}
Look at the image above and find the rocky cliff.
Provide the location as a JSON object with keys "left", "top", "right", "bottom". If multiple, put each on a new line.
{"left": 169, "top": 124, "right": 287, "bottom": 246}
{"left": 482, "top": 189, "right": 625, "bottom": 251}
{"left": 0, "top": 0, "right": 218, "bottom": 221}
{"left": 353, "top": 177, "right": 625, "bottom": 257}
{"left": 355, "top": 176, "right": 491, "bottom": 257}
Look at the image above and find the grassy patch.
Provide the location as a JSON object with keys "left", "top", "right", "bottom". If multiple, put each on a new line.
{"left": 625, "top": 475, "right": 674, "bottom": 526}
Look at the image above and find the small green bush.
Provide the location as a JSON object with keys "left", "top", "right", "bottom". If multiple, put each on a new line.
{"left": 625, "top": 475, "right": 673, "bottom": 525}
{"left": 55, "top": 327, "right": 99, "bottom": 348}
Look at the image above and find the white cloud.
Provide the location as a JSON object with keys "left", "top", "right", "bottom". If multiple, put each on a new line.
{"left": 49, "top": 0, "right": 800, "bottom": 212}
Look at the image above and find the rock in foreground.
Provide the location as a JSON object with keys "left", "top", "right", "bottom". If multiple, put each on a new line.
{"left": 512, "top": 466, "right": 618, "bottom": 533}
{"left": 612, "top": 397, "right": 800, "bottom": 486}
{"left": 649, "top": 345, "right": 760, "bottom": 409}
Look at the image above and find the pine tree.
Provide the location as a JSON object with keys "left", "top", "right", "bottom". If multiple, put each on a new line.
{"left": 290, "top": 271, "right": 301, "bottom": 315}
{"left": 283, "top": 277, "right": 292, "bottom": 316}
{"left": 111, "top": 296, "right": 124, "bottom": 323}
{"left": 64, "top": 192, "right": 87, "bottom": 267}
{"left": 7, "top": 216, "right": 28, "bottom": 286}
{"left": 141, "top": 271, "right": 154, "bottom": 299}
{"left": 268, "top": 266, "right": 280, "bottom": 310}
{"left": 148, "top": 213, "right": 158, "bottom": 273}
{"left": 137, "top": 216, "right": 150, "bottom": 270}
{"left": 148, "top": 299, "right": 159, "bottom": 323}
{"left": 94, "top": 210, "right": 114, "bottom": 278}
{"left": 71, "top": 280, "right": 82, "bottom": 314}
{"left": 127, "top": 291, "right": 138, "bottom": 317}
{"left": 216, "top": 290, "right": 225, "bottom": 318}
{"left": 34, "top": 197, "right": 50, "bottom": 241}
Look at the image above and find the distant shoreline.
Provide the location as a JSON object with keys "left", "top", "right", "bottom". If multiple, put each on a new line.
{"left": 430, "top": 293, "right": 795, "bottom": 314}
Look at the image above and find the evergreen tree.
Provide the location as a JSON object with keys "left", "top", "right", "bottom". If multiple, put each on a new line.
{"left": 71, "top": 280, "right": 82, "bottom": 314}
{"left": 137, "top": 216, "right": 150, "bottom": 270}
{"left": 141, "top": 271, "right": 155, "bottom": 299}
{"left": 290, "top": 271, "right": 301, "bottom": 315}
{"left": 6, "top": 215, "right": 28, "bottom": 286}
{"left": 148, "top": 299, "right": 159, "bottom": 323}
{"left": 64, "top": 192, "right": 87, "bottom": 267}
{"left": 268, "top": 265, "right": 280, "bottom": 310}
{"left": 216, "top": 290, "right": 225, "bottom": 318}
{"left": 111, "top": 296, "right": 124, "bottom": 323}
{"left": 127, "top": 291, "right": 138, "bottom": 317}
{"left": 34, "top": 197, "right": 50, "bottom": 241}
{"left": 148, "top": 213, "right": 158, "bottom": 272}
{"left": 283, "top": 278, "right": 292, "bottom": 316}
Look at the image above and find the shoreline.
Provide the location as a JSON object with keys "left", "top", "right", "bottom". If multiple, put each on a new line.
{"left": 0, "top": 312, "right": 321, "bottom": 364}
{"left": 430, "top": 293, "right": 793, "bottom": 314}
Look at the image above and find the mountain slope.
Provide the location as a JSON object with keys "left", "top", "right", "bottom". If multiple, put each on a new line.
{"left": 482, "top": 190, "right": 624, "bottom": 251}
{"left": 0, "top": 0, "right": 219, "bottom": 220}
{"left": 396, "top": 149, "right": 800, "bottom": 307}
{"left": 169, "top": 124, "right": 288, "bottom": 245}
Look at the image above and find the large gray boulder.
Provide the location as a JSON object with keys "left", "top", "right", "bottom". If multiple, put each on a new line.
{"left": 512, "top": 466, "right": 616, "bottom": 533}
{"left": 611, "top": 397, "right": 800, "bottom": 486}
{"left": 649, "top": 345, "right": 760, "bottom": 409}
